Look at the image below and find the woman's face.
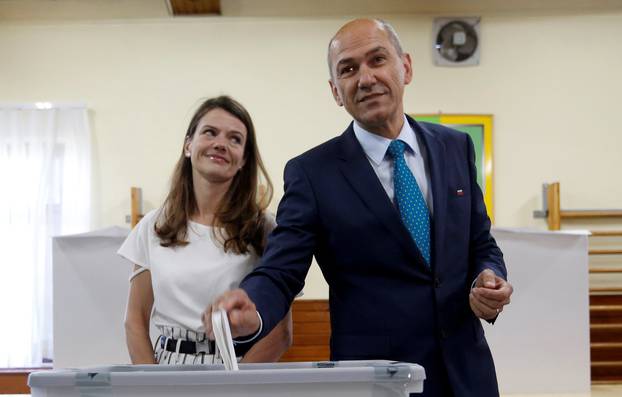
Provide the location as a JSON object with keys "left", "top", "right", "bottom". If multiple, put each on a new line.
{"left": 185, "top": 108, "right": 248, "bottom": 184}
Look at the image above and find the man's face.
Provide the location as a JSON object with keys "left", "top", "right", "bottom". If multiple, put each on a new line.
{"left": 328, "top": 20, "right": 412, "bottom": 132}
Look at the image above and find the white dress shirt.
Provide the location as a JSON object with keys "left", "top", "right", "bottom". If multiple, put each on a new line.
{"left": 353, "top": 115, "right": 434, "bottom": 214}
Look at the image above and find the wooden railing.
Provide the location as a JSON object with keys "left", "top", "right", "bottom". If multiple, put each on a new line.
{"left": 129, "top": 186, "right": 143, "bottom": 228}
{"left": 540, "top": 181, "right": 622, "bottom": 288}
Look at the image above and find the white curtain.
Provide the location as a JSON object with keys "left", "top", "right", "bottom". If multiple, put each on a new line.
{"left": 0, "top": 106, "right": 91, "bottom": 367}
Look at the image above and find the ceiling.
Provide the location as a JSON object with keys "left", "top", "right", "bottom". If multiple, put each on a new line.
{"left": 1, "top": 0, "right": 621, "bottom": 21}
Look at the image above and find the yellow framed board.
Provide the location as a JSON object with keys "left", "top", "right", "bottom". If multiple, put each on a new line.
{"left": 413, "top": 114, "right": 494, "bottom": 223}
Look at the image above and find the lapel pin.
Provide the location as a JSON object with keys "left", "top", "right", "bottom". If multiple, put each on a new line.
{"left": 456, "top": 189, "right": 464, "bottom": 196}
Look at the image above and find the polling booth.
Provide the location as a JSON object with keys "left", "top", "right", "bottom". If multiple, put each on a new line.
{"left": 51, "top": 227, "right": 158, "bottom": 369}
{"left": 486, "top": 228, "right": 591, "bottom": 394}
{"left": 50, "top": 227, "right": 590, "bottom": 394}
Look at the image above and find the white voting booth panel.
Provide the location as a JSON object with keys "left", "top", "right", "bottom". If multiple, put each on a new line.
{"left": 28, "top": 361, "right": 425, "bottom": 397}
{"left": 52, "top": 227, "right": 159, "bottom": 368}
{"left": 487, "top": 228, "right": 591, "bottom": 394}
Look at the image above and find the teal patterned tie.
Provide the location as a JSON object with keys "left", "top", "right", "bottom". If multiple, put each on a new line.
{"left": 387, "top": 139, "right": 431, "bottom": 266}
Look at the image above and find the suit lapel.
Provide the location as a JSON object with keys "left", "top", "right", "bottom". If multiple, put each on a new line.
{"left": 409, "top": 117, "right": 447, "bottom": 274}
{"left": 336, "top": 124, "right": 426, "bottom": 266}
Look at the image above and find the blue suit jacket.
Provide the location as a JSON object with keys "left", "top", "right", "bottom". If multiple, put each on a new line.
{"left": 241, "top": 116, "right": 506, "bottom": 396}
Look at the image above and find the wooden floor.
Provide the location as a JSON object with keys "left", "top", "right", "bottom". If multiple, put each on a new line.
{"left": 503, "top": 384, "right": 622, "bottom": 396}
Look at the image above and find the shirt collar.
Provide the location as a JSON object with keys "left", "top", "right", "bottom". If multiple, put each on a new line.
{"left": 352, "top": 115, "right": 421, "bottom": 166}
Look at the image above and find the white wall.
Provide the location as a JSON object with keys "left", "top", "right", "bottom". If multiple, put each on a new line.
{"left": 2, "top": 12, "right": 621, "bottom": 297}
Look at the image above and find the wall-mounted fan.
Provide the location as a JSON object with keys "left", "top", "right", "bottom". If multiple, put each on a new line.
{"left": 432, "top": 17, "right": 481, "bottom": 66}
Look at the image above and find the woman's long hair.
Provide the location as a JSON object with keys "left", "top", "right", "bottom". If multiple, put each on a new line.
{"left": 155, "top": 96, "right": 273, "bottom": 255}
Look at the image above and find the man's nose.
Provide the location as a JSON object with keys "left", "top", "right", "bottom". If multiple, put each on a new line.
{"left": 358, "top": 65, "right": 376, "bottom": 89}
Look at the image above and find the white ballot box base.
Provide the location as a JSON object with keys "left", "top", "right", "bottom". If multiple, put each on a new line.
{"left": 28, "top": 361, "right": 425, "bottom": 397}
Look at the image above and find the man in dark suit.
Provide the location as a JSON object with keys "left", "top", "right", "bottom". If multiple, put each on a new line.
{"left": 205, "top": 18, "right": 513, "bottom": 396}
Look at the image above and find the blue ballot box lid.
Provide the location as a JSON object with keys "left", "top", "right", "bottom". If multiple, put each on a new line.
{"left": 29, "top": 360, "right": 425, "bottom": 397}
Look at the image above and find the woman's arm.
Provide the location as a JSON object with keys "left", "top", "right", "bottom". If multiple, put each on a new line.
{"left": 124, "top": 264, "right": 156, "bottom": 364}
{"left": 240, "top": 309, "right": 293, "bottom": 363}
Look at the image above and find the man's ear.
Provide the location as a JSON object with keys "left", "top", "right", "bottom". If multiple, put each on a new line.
{"left": 402, "top": 53, "right": 413, "bottom": 85}
{"left": 329, "top": 80, "right": 344, "bottom": 107}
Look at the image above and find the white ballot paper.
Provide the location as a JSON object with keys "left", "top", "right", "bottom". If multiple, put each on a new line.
{"left": 212, "top": 308, "right": 239, "bottom": 371}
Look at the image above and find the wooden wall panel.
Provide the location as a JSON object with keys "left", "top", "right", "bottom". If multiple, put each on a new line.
{"left": 280, "top": 299, "right": 331, "bottom": 362}
{"left": 0, "top": 371, "right": 32, "bottom": 394}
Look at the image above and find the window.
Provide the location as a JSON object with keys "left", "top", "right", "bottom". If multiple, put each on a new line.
{"left": 0, "top": 105, "right": 91, "bottom": 367}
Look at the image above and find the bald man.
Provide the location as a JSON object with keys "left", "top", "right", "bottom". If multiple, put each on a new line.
{"left": 205, "top": 19, "right": 513, "bottom": 397}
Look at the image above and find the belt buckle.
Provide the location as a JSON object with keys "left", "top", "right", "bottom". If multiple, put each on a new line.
{"left": 195, "top": 340, "right": 211, "bottom": 354}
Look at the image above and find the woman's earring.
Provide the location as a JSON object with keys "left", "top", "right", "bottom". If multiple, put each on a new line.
{"left": 185, "top": 152, "right": 191, "bottom": 158}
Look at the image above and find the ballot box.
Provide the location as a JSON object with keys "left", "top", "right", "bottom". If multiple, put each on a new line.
{"left": 28, "top": 360, "right": 425, "bottom": 397}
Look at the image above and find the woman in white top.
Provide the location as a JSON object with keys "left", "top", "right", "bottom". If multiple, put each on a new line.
{"left": 119, "top": 96, "right": 292, "bottom": 365}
